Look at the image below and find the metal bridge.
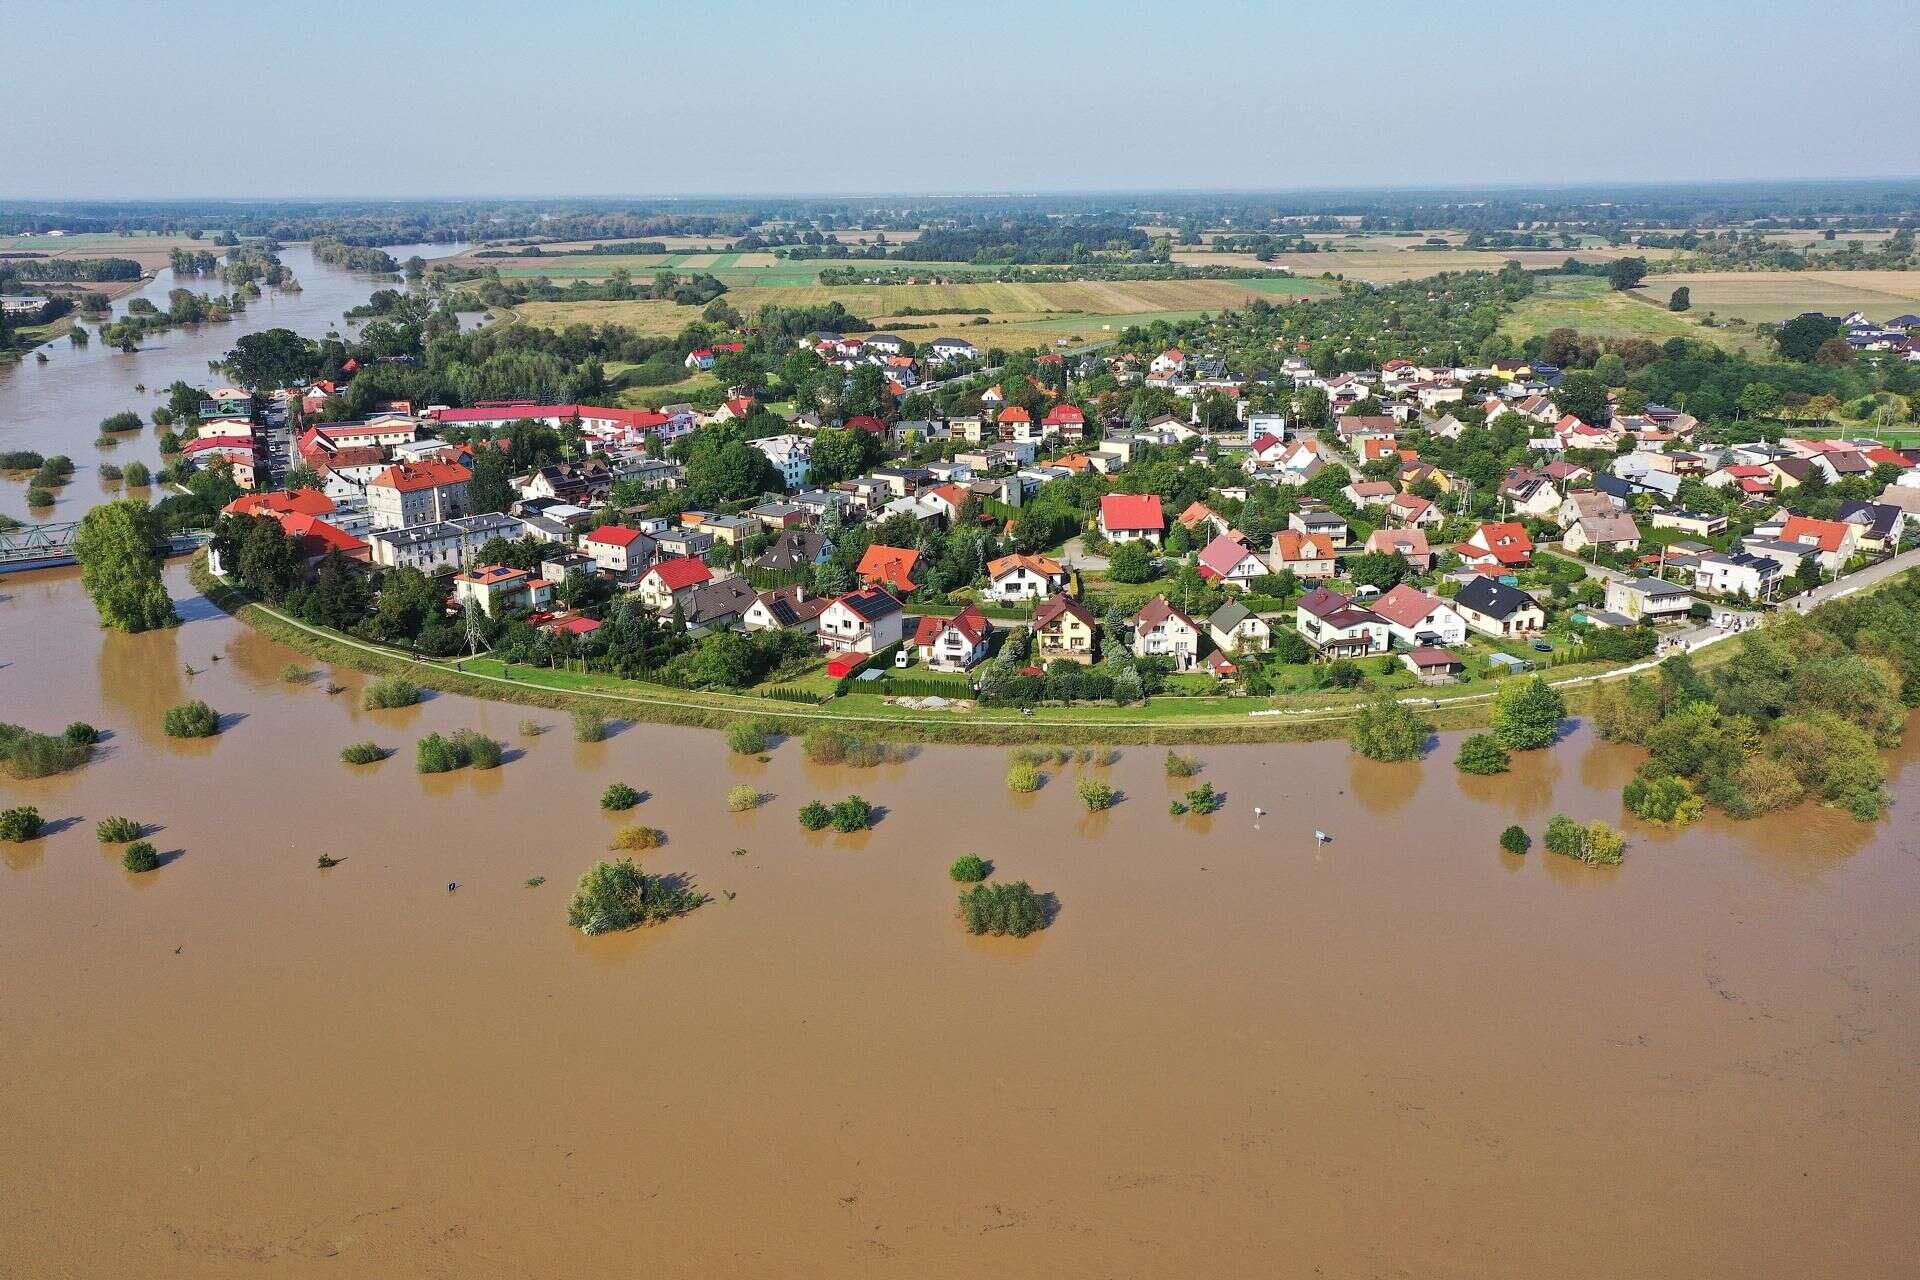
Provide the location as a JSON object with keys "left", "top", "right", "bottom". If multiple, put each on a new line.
{"left": 0, "top": 521, "right": 208, "bottom": 575}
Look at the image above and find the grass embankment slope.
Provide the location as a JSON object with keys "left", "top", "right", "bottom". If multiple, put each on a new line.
{"left": 196, "top": 553, "right": 1750, "bottom": 748}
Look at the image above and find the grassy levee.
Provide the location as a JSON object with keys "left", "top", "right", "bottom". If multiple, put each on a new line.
{"left": 194, "top": 552, "right": 1732, "bottom": 747}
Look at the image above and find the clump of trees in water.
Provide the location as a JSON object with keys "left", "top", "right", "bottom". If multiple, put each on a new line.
{"left": 1169, "top": 782, "right": 1219, "bottom": 816}
{"left": 801, "top": 726, "right": 903, "bottom": 767}
{"left": 948, "top": 854, "right": 990, "bottom": 882}
{"left": 1455, "top": 733, "right": 1512, "bottom": 775}
{"left": 1, "top": 805, "right": 44, "bottom": 842}
{"left": 726, "top": 720, "right": 771, "bottom": 755}
{"left": 1348, "top": 693, "right": 1430, "bottom": 762}
{"left": 96, "top": 816, "right": 142, "bottom": 843}
{"left": 798, "top": 796, "right": 873, "bottom": 832}
{"left": 415, "top": 730, "right": 502, "bottom": 773}
{"left": 122, "top": 841, "right": 161, "bottom": 873}
{"left": 362, "top": 676, "right": 421, "bottom": 710}
{"left": 601, "top": 782, "right": 641, "bottom": 811}
{"left": 566, "top": 858, "right": 705, "bottom": 934}
{"left": 1543, "top": 815, "right": 1627, "bottom": 866}
{"left": 1590, "top": 571, "right": 1920, "bottom": 823}
{"left": 339, "top": 741, "right": 389, "bottom": 765}
{"left": 162, "top": 700, "right": 220, "bottom": 739}
{"left": 73, "top": 499, "right": 177, "bottom": 633}
{"left": 0, "top": 722, "right": 95, "bottom": 779}
{"left": 958, "top": 881, "right": 1050, "bottom": 937}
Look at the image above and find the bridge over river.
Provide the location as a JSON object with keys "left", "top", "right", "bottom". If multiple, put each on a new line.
{"left": 0, "top": 521, "right": 209, "bottom": 575}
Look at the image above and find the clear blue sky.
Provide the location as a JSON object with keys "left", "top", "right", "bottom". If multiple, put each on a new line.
{"left": 2, "top": 0, "right": 1914, "bottom": 198}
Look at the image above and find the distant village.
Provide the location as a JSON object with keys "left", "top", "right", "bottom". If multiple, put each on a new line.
{"left": 200, "top": 305, "right": 1920, "bottom": 709}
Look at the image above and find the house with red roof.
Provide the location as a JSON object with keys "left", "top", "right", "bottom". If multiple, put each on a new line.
{"left": 1779, "top": 514, "right": 1859, "bottom": 572}
{"left": 1098, "top": 493, "right": 1165, "bottom": 544}
{"left": 367, "top": 459, "right": 471, "bottom": 531}
{"left": 224, "top": 489, "right": 335, "bottom": 520}
{"left": 1042, "top": 403, "right": 1086, "bottom": 440}
{"left": 1130, "top": 596, "right": 1202, "bottom": 670}
{"left": 635, "top": 556, "right": 713, "bottom": 615}
{"left": 1385, "top": 492, "right": 1441, "bottom": 528}
{"left": 580, "top": 524, "right": 655, "bottom": 578}
{"left": 1458, "top": 521, "right": 1534, "bottom": 570}
{"left": 1195, "top": 533, "right": 1267, "bottom": 592}
{"left": 845, "top": 414, "right": 888, "bottom": 436}
{"left": 912, "top": 605, "right": 993, "bottom": 672}
{"left": 1150, "top": 348, "right": 1187, "bottom": 375}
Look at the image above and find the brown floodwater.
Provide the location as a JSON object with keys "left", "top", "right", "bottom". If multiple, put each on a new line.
{"left": 2, "top": 565, "right": 1917, "bottom": 1278}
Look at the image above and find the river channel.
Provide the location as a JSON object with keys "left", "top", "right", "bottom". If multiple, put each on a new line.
{"left": 1, "top": 563, "right": 1915, "bottom": 1277}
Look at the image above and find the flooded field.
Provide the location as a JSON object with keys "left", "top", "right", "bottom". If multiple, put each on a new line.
{"left": 3, "top": 565, "right": 1917, "bottom": 1278}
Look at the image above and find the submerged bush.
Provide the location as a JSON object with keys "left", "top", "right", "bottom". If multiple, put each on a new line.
{"left": 1076, "top": 778, "right": 1118, "bottom": 811}
{"left": 1543, "top": 813, "right": 1625, "bottom": 865}
{"left": 1182, "top": 782, "right": 1219, "bottom": 815}
{"left": 1623, "top": 771, "right": 1706, "bottom": 825}
{"left": 415, "top": 729, "right": 502, "bottom": 773}
{"left": 162, "top": 700, "right": 219, "bottom": 738}
{"left": 802, "top": 725, "right": 897, "bottom": 767}
{"left": 609, "top": 825, "right": 665, "bottom": 851}
{"left": 63, "top": 721, "right": 99, "bottom": 746}
{"left": 1499, "top": 825, "right": 1531, "bottom": 855}
{"left": 1347, "top": 693, "right": 1428, "bottom": 763}
{"left": 948, "top": 854, "right": 990, "bottom": 882}
{"left": 572, "top": 708, "right": 608, "bottom": 742}
{"left": 726, "top": 785, "right": 763, "bottom": 812}
{"left": 958, "top": 881, "right": 1050, "bottom": 937}
{"left": 566, "top": 857, "right": 705, "bottom": 934}
{"left": 725, "top": 720, "right": 770, "bottom": 755}
{"left": 1164, "top": 750, "right": 1200, "bottom": 778}
{"left": 601, "top": 782, "right": 641, "bottom": 811}
{"left": 829, "top": 795, "right": 874, "bottom": 832}
{"left": 798, "top": 800, "right": 832, "bottom": 831}
{"left": 122, "top": 460, "right": 152, "bottom": 487}
{"left": 121, "top": 840, "right": 160, "bottom": 872}
{"left": 0, "top": 805, "right": 44, "bottom": 842}
{"left": 96, "top": 816, "right": 142, "bottom": 843}
{"left": 1455, "top": 733, "right": 1512, "bottom": 776}
{"left": 0, "top": 722, "right": 94, "bottom": 779}
{"left": 339, "top": 741, "right": 388, "bottom": 765}
{"left": 362, "top": 675, "right": 421, "bottom": 710}
{"left": 1006, "top": 761, "right": 1041, "bottom": 793}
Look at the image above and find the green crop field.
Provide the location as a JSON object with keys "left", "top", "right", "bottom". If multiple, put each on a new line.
{"left": 1501, "top": 274, "right": 1768, "bottom": 355}
{"left": 1630, "top": 271, "right": 1920, "bottom": 325}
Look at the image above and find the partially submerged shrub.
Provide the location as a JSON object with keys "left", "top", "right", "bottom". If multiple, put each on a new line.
{"left": 802, "top": 725, "right": 897, "bottom": 767}
{"left": 121, "top": 840, "right": 160, "bottom": 872}
{"left": 1455, "top": 733, "right": 1512, "bottom": 776}
{"left": 459, "top": 730, "right": 502, "bottom": 769}
{"left": 339, "top": 741, "right": 388, "bottom": 765}
{"left": 63, "top": 722, "right": 99, "bottom": 746}
{"left": 1164, "top": 750, "right": 1200, "bottom": 778}
{"left": 830, "top": 795, "right": 874, "bottom": 832}
{"left": 798, "top": 800, "right": 832, "bottom": 831}
{"left": 572, "top": 708, "right": 608, "bottom": 742}
{"left": 362, "top": 675, "right": 421, "bottom": 710}
{"left": 519, "top": 718, "right": 544, "bottom": 736}
{"left": 958, "top": 880, "right": 1050, "bottom": 937}
{"left": 162, "top": 700, "right": 219, "bottom": 738}
{"left": 726, "top": 785, "right": 763, "bottom": 812}
{"left": 1006, "top": 761, "right": 1041, "bottom": 793}
{"left": 948, "top": 854, "right": 990, "bottom": 882}
{"left": 1499, "top": 825, "right": 1531, "bottom": 855}
{"left": 601, "top": 782, "right": 641, "bottom": 811}
{"left": 1182, "top": 782, "right": 1219, "bottom": 815}
{"left": 0, "top": 722, "right": 93, "bottom": 779}
{"left": 566, "top": 858, "right": 705, "bottom": 934}
{"left": 1077, "top": 778, "right": 1118, "bottom": 811}
{"left": 1543, "top": 813, "right": 1625, "bottom": 865}
{"left": 415, "top": 729, "right": 502, "bottom": 773}
{"left": 609, "top": 825, "right": 665, "bottom": 851}
{"left": 96, "top": 816, "right": 142, "bottom": 842}
{"left": 0, "top": 805, "right": 43, "bottom": 842}
{"left": 1623, "top": 771, "right": 1706, "bottom": 825}
{"left": 726, "top": 720, "right": 771, "bottom": 755}
{"left": 280, "top": 663, "right": 313, "bottom": 683}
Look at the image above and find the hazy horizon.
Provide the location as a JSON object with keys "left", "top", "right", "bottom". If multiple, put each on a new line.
{"left": 3, "top": 0, "right": 1917, "bottom": 200}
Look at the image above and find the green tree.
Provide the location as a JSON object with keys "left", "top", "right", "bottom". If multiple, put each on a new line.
{"left": 1455, "top": 732, "right": 1512, "bottom": 775}
{"left": 1556, "top": 371, "right": 1608, "bottom": 423}
{"left": 1606, "top": 256, "right": 1649, "bottom": 292}
{"left": 1776, "top": 312, "right": 1839, "bottom": 362}
{"left": 73, "top": 500, "right": 177, "bottom": 632}
{"left": 1492, "top": 676, "right": 1566, "bottom": 750}
{"left": 1106, "top": 540, "right": 1157, "bottom": 584}
{"left": 1667, "top": 286, "right": 1691, "bottom": 312}
{"left": 1347, "top": 693, "right": 1429, "bottom": 762}
{"left": 467, "top": 445, "right": 514, "bottom": 514}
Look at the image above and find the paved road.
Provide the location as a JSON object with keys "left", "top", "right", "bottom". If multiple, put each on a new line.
{"left": 1782, "top": 543, "right": 1920, "bottom": 611}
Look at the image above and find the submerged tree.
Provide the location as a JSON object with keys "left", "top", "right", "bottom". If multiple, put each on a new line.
{"left": 72, "top": 500, "right": 177, "bottom": 632}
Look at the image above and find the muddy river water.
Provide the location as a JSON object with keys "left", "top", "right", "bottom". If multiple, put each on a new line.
{"left": 1, "top": 565, "right": 1916, "bottom": 1278}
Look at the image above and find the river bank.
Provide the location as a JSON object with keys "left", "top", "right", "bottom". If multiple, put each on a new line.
{"left": 4, "top": 561, "right": 1918, "bottom": 1278}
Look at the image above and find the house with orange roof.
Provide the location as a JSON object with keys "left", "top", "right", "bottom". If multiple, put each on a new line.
{"left": 1457, "top": 521, "right": 1533, "bottom": 570}
{"left": 453, "top": 564, "right": 556, "bottom": 618}
{"left": 367, "top": 459, "right": 471, "bottom": 531}
{"left": 224, "top": 489, "right": 335, "bottom": 520}
{"left": 1778, "top": 513, "right": 1859, "bottom": 572}
{"left": 1365, "top": 528, "right": 1434, "bottom": 570}
{"left": 856, "top": 544, "right": 920, "bottom": 593}
{"left": 985, "top": 553, "right": 1068, "bottom": 603}
{"left": 1175, "top": 500, "right": 1229, "bottom": 538}
{"left": 1271, "top": 530, "right": 1338, "bottom": 579}
{"left": 1385, "top": 492, "right": 1441, "bottom": 528}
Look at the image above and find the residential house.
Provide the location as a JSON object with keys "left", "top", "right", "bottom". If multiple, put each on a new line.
{"left": 1195, "top": 533, "right": 1267, "bottom": 591}
{"left": 1500, "top": 468, "right": 1562, "bottom": 520}
{"left": 856, "top": 544, "right": 920, "bottom": 593}
{"left": 984, "top": 553, "right": 1068, "bottom": 603}
{"left": 743, "top": 584, "right": 829, "bottom": 635}
{"left": 1149, "top": 348, "right": 1187, "bottom": 375}
{"left": 1294, "top": 586, "right": 1390, "bottom": 657}
{"left": 580, "top": 525, "right": 656, "bottom": 579}
{"left": 1344, "top": 479, "right": 1398, "bottom": 508}
{"left": 1032, "top": 593, "right": 1098, "bottom": 665}
{"left": 1175, "top": 500, "right": 1230, "bottom": 538}
{"left": 653, "top": 526, "right": 714, "bottom": 561}
{"left": 452, "top": 564, "right": 555, "bottom": 618}
{"left": 1207, "top": 600, "right": 1271, "bottom": 653}
{"left": 1564, "top": 512, "right": 1643, "bottom": 554}
{"left": 682, "top": 576, "right": 757, "bottom": 635}
{"left": 912, "top": 605, "right": 993, "bottom": 672}
{"left": 1385, "top": 492, "right": 1442, "bottom": 528}
{"left": 1557, "top": 489, "right": 1623, "bottom": 529}
{"left": 1458, "top": 521, "right": 1534, "bottom": 570}
{"left": 1371, "top": 583, "right": 1467, "bottom": 648}
{"left": 1287, "top": 509, "right": 1350, "bottom": 547}
{"left": 1836, "top": 500, "right": 1905, "bottom": 553}
{"left": 752, "top": 528, "right": 832, "bottom": 574}
{"left": 1649, "top": 509, "right": 1728, "bottom": 538}
{"left": 1604, "top": 576, "right": 1693, "bottom": 622}
{"left": 1364, "top": 528, "right": 1434, "bottom": 571}
{"left": 366, "top": 460, "right": 471, "bottom": 531}
{"left": 365, "top": 512, "right": 528, "bottom": 572}
{"left": 1691, "top": 551, "right": 1782, "bottom": 600}
{"left": 1131, "top": 596, "right": 1203, "bottom": 670}
{"left": 1778, "top": 513, "right": 1859, "bottom": 573}
{"left": 751, "top": 434, "right": 812, "bottom": 489}
{"left": 1098, "top": 493, "right": 1165, "bottom": 544}
{"left": 634, "top": 557, "right": 714, "bottom": 615}
{"left": 1271, "top": 530, "right": 1338, "bottom": 579}
{"left": 1454, "top": 576, "right": 1545, "bottom": 637}
{"left": 819, "top": 587, "right": 905, "bottom": 655}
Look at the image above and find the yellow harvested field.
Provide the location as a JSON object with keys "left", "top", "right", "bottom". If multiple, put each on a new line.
{"left": 1632, "top": 271, "right": 1920, "bottom": 323}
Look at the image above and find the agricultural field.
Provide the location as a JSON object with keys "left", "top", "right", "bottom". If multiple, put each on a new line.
{"left": 0, "top": 230, "right": 232, "bottom": 281}
{"left": 1629, "top": 270, "right": 1920, "bottom": 325}
{"left": 1501, "top": 274, "right": 1768, "bottom": 356}
{"left": 512, "top": 275, "right": 1333, "bottom": 353}
{"left": 1241, "top": 242, "right": 1675, "bottom": 284}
